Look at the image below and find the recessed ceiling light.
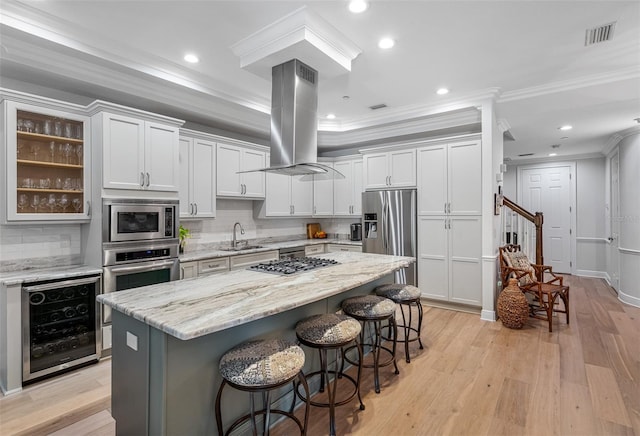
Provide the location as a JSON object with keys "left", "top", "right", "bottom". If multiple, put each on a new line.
{"left": 184, "top": 53, "right": 199, "bottom": 63}
{"left": 326, "top": 113, "right": 336, "bottom": 120}
{"left": 549, "top": 153, "right": 557, "bottom": 157}
{"left": 378, "top": 37, "right": 395, "bottom": 49}
{"left": 348, "top": 0, "right": 368, "bottom": 13}
{"left": 559, "top": 125, "right": 572, "bottom": 131}
{"left": 436, "top": 88, "right": 449, "bottom": 95}
{"left": 634, "top": 117, "right": 640, "bottom": 124}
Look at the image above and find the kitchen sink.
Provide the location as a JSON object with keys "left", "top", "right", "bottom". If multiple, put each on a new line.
{"left": 219, "top": 244, "right": 264, "bottom": 252}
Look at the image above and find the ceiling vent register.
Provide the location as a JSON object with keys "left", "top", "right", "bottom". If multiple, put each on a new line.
{"left": 584, "top": 22, "right": 615, "bottom": 46}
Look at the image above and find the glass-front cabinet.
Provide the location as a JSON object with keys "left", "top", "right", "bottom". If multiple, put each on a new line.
{"left": 4, "top": 100, "right": 91, "bottom": 222}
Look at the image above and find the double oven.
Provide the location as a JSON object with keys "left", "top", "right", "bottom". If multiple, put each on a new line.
{"left": 101, "top": 199, "right": 180, "bottom": 346}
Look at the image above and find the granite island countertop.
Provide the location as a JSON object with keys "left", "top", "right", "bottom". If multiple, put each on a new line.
{"left": 98, "top": 251, "right": 413, "bottom": 340}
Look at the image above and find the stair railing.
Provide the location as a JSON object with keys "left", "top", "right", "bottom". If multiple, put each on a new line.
{"left": 501, "top": 196, "right": 544, "bottom": 267}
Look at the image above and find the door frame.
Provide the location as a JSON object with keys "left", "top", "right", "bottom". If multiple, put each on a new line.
{"left": 608, "top": 151, "right": 621, "bottom": 291}
{"left": 516, "top": 161, "right": 576, "bottom": 275}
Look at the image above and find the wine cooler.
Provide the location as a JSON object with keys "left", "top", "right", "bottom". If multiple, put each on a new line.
{"left": 22, "top": 275, "right": 101, "bottom": 383}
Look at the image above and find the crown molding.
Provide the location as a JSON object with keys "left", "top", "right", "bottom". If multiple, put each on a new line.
{"left": 230, "top": 6, "right": 361, "bottom": 80}
{"left": 602, "top": 125, "right": 640, "bottom": 155}
{"left": 498, "top": 66, "right": 640, "bottom": 102}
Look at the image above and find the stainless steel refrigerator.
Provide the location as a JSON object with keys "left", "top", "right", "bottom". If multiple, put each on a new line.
{"left": 362, "top": 189, "right": 417, "bottom": 285}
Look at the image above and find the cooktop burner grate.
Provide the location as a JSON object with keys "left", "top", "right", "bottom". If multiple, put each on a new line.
{"left": 247, "top": 257, "right": 339, "bottom": 275}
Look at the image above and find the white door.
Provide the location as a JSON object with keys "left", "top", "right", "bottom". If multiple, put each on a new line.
{"left": 102, "top": 113, "right": 145, "bottom": 190}
{"left": 178, "top": 137, "right": 191, "bottom": 217}
{"left": 449, "top": 216, "right": 482, "bottom": 305}
{"left": 191, "top": 139, "right": 216, "bottom": 218}
{"left": 333, "top": 160, "right": 353, "bottom": 215}
{"left": 520, "top": 165, "right": 573, "bottom": 273}
{"left": 313, "top": 165, "right": 334, "bottom": 216}
{"left": 145, "top": 122, "right": 179, "bottom": 191}
{"left": 241, "top": 149, "right": 266, "bottom": 198}
{"left": 352, "top": 160, "right": 363, "bottom": 215}
{"left": 417, "top": 216, "right": 448, "bottom": 300}
{"left": 448, "top": 140, "right": 482, "bottom": 215}
{"left": 265, "top": 173, "right": 291, "bottom": 216}
{"left": 388, "top": 149, "right": 416, "bottom": 187}
{"left": 363, "top": 153, "right": 389, "bottom": 189}
{"left": 417, "top": 145, "right": 447, "bottom": 215}
{"left": 291, "top": 175, "right": 313, "bottom": 216}
{"left": 216, "top": 144, "right": 242, "bottom": 196}
{"left": 610, "top": 152, "right": 620, "bottom": 290}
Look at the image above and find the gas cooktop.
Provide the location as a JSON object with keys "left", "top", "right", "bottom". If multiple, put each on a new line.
{"left": 248, "top": 257, "right": 340, "bottom": 275}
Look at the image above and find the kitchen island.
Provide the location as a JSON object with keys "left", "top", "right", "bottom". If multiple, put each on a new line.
{"left": 97, "top": 251, "right": 414, "bottom": 435}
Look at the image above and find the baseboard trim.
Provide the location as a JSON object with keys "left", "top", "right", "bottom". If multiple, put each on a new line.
{"left": 481, "top": 309, "right": 497, "bottom": 322}
{"left": 618, "top": 290, "right": 640, "bottom": 308}
{"left": 420, "top": 298, "right": 482, "bottom": 315}
{"left": 575, "top": 269, "right": 608, "bottom": 279}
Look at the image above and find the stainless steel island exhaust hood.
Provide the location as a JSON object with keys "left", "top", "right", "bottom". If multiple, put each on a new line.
{"left": 242, "top": 59, "right": 342, "bottom": 177}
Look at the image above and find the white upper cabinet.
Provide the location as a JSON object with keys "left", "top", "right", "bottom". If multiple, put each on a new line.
{"left": 3, "top": 98, "right": 91, "bottom": 222}
{"left": 417, "top": 139, "right": 481, "bottom": 215}
{"left": 263, "top": 173, "right": 313, "bottom": 217}
{"left": 362, "top": 148, "right": 416, "bottom": 190}
{"left": 179, "top": 133, "right": 216, "bottom": 219}
{"left": 333, "top": 157, "right": 363, "bottom": 217}
{"left": 93, "top": 107, "right": 182, "bottom": 193}
{"left": 313, "top": 162, "right": 334, "bottom": 216}
{"left": 216, "top": 142, "right": 267, "bottom": 199}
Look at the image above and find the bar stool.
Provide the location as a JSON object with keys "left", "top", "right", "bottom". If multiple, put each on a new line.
{"left": 215, "top": 338, "right": 310, "bottom": 436}
{"left": 375, "top": 283, "right": 424, "bottom": 363}
{"left": 295, "top": 313, "right": 365, "bottom": 436}
{"left": 341, "top": 295, "right": 399, "bottom": 394}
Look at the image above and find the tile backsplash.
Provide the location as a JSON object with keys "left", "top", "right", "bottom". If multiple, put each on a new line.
{"left": 0, "top": 224, "right": 82, "bottom": 272}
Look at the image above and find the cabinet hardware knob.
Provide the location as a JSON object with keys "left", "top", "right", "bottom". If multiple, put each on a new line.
{"left": 140, "top": 172, "right": 145, "bottom": 187}
{"left": 194, "top": 203, "right": 198, "bottom": 215}
{"left": 146, "top": 172, "right": 150, "bottom": 187}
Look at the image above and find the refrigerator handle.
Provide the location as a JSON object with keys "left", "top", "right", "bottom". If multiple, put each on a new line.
{"left": 381, "top": 201, "right": 387, "bottom": 251}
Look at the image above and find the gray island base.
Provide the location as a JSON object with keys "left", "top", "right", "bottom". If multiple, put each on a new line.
{"left": 98, "top": 252, "right": 415, "bottom": 435}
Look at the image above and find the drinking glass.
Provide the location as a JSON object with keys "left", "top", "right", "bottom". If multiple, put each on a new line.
{"left": 43, "top": 120, "right": 52, "bottom": 135}
{"left": 54, "top": 121, "right": 63, "bottom": 137}
{"left": 64, "top": 123, "right": 73, "bottom": 138}
{"left": 63, "top": 178, "right": 73, "bottom": 190}
{"left": 17, "top": 142, "right": 23, "bottom": 159}
{"left": 75, "top": 145, "right": 83, "bottom": 165}
{"left": 72, "top": 198, "right": 82, "bottom": 213}
{"left": 18, "top": 194, "right": 29, "bottom": 212}
{"left": 55, "top": 177, "right": 63, "bottom": 190}
{"left": 58, "top": 194, "right": 69, "bottom": 212}
{"left": 31, "top": 194, "right": 40, "bottom": 213}
{"left": 47, "top": 194, "right": 57, "bottom": 212}
{"left": 24, "top": 120, "right": 34, "bottom": 133}
{"left": 30, "top": 144, "right": 40, "bottom": 161}
{"left": 63, "top": 143, "right": 72, "bottom": 164}
{"left": 17, "top": 119, "right": 24, "bottom": 131}
{"left": 39, "top": 178, "right": 51, "bottom": 189}
{"left": 49, "top": 141, "right": 56, "bottom": 162}
{"left": 34, "top": 122, "right": 42, "bottom": 134}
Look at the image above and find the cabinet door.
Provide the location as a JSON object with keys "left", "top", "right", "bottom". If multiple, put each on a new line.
{"left": 144, "top": 122, "right": 179, "bottom": 192}
{"left": 333, "top": 160, "right": 353, "bottom": 215}
{"left": 417, "top": 145, "right": 447, "bottom": 215}
{"left": 265, "top": 172, "right": 291, "bottom": 216}
{"left": 351, "top": 159, "right": 363, "bottom": 215}
{"left": 191, "top": 138, "right": 216, "bottom": 218}
{"left": 363, "top": 153, "right": 389, "bottom": 189}
{"left": 448, "top": 140, "right": 482, "bottom": 215}
{"left": 313, "top": 167, "right": 333, "bottom": 216}
{"left": 216, "top": 143, "right": 242, "bottom": 196}
{"left": 389, "top": 149, "right": 416, "bottom": 187}
{"left": 180, "top": 261, "right": 198, "bottom": 279}
{"left": 291, "top": 175, "right": 313, "bottom": 216}
{"left": 449, "top": 216, "right": 482, "bottom": 305}
{"left": 103, "top": 113, "right": 145, "bottom": 190}
{"left": 241, "top": 149, "right": 266, "bottom": 198}
{"left": 178, "top": 137, "right": 191, "bottom": 217}
{"left": 417, "top": 216, "right": 448, "bottom": 300}
{"left": 6, "top": 102, "right": 91, "bottom": 221}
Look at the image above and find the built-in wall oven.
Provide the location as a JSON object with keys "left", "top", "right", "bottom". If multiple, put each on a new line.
{"left": 101, "top": 199, "right": 180, "bottom": 350}
{"left": 22, "top": 275, "right": 101, "bottom": 383}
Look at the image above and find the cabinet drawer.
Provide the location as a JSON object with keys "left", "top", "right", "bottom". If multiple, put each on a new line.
{"left": 198, "top": 257, "right": 230, "bottom": 275}
{"left": 326, "top": 244, "right": 361, "bottom": 253}
{"left": 304, "top": 244, "right": 325, "bottom": 255}
{"left": 230, "top": 250, "right": 279, "bottom": 270}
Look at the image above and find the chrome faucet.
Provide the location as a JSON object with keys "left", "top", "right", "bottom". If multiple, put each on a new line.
{"left": 232, "top": 222, "right": 245, "bottom": 248}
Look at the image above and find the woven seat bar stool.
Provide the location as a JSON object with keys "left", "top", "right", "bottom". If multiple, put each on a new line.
{"left": 295, "top": 313, "right": 365, "bottom": 436}
{"left": 215, "top": 338, "right": 311, "bottom": 436}
{"left": 341, "top": 295, "right": 399, "bottom": 394}
{"left": 375, "top": 283, "right": 424, "bottom": 363}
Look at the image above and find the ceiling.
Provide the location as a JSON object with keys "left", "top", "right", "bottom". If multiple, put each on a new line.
{"left": 1, "top": 1, "right": 639, "bottom": 161}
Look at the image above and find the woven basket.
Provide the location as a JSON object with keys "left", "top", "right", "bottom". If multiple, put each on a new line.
{"left": 497, "top": 278, "right": 529, "bottom": 329}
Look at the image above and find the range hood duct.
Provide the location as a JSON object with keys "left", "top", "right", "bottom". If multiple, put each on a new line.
{"left": 242, "top": 59, "right": 342, "bottom": 177}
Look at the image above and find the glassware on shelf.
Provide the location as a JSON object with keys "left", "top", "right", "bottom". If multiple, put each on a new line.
{"left": 63, "top": 178, "right": 73, "bottom": 191}
{"left": 75, "top": 145, "right": 83, "bottom": 165}
{"left": 47, "top": 194, "right": 57, "bottom": 212}
{"left": 54, "top": 121, "right": 63, "bottom": 137}
{"left": 17, "top": 119, "right": 24, "bottom": 131}
{"left": 18, "top": 194, "right": 29, "bottom": 212}
{"left": 55, "top": 177, "right": 63, "bottom": 190}
{"left": 24, "top": 120, "right": 34, "bottom": 133}
{"left": 34, "top": 122, "right": 42, "bottom": 134}
{"left": 31, "top": 194, "right": 40, "bottom": 213}
{"left": 49, "top": 141, "right": 56, "bottom": 162}
{"left": 72, "top": 198, "right": 82, "bottom": 213}
{"left": 43, "top": 120, "right": 52, "bottom": 135}
{"left": 17, "top": 142, "right": 24, "bottom": 159}
{"left": 75, "top": 178, "right": 83, "bottom": 190}
{"left": 39, "top": 178, "right": 51, "bottom": 189}
{"left": 64, "top": 123, "right": 73, "bottom": 138}
{"left": 63, "top": 143, "right": 72, "bottom": 164}
{"left": 30, "top": 144, "right": 40, "bottom": 161}
{"left": 58, "top": 194, "right": 69, "bottom": 212}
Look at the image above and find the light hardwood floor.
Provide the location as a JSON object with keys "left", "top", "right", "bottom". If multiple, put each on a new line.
{"left": 1, "top": 275, "right": 638, "bottom": 435}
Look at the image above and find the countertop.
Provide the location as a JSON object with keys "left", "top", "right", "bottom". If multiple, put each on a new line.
{"left": 0, "top": 265, "right": 103, "bottom": 287}
{"left": 98, "top": 251, "right": 413, "bottom": 341}
{"left": 179, "top": 238, "right": 361, "bottom": 262}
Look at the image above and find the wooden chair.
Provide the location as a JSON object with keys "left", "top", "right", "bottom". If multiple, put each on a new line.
{"left": 499, "top": 244, "right": 570, "bottom": 332}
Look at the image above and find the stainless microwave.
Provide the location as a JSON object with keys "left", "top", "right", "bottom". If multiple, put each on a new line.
{"left": 103, "top": 199, "right": 178, "bottom": 243}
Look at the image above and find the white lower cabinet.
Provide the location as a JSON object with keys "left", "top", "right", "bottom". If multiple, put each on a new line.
{"left": 304, "top": 244, "right": 325, "bottom": 256}
{"left": 418, "top": 215, "right": 481, "bottom": 306}
{"left": 198, "top": 257, "right": 230, "bottom": 275}
{"left": 180, "top": 261, "right": 198, "bottom": 279}
{"left": 230, "top": 251, "right": 279, "bottom": 270}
